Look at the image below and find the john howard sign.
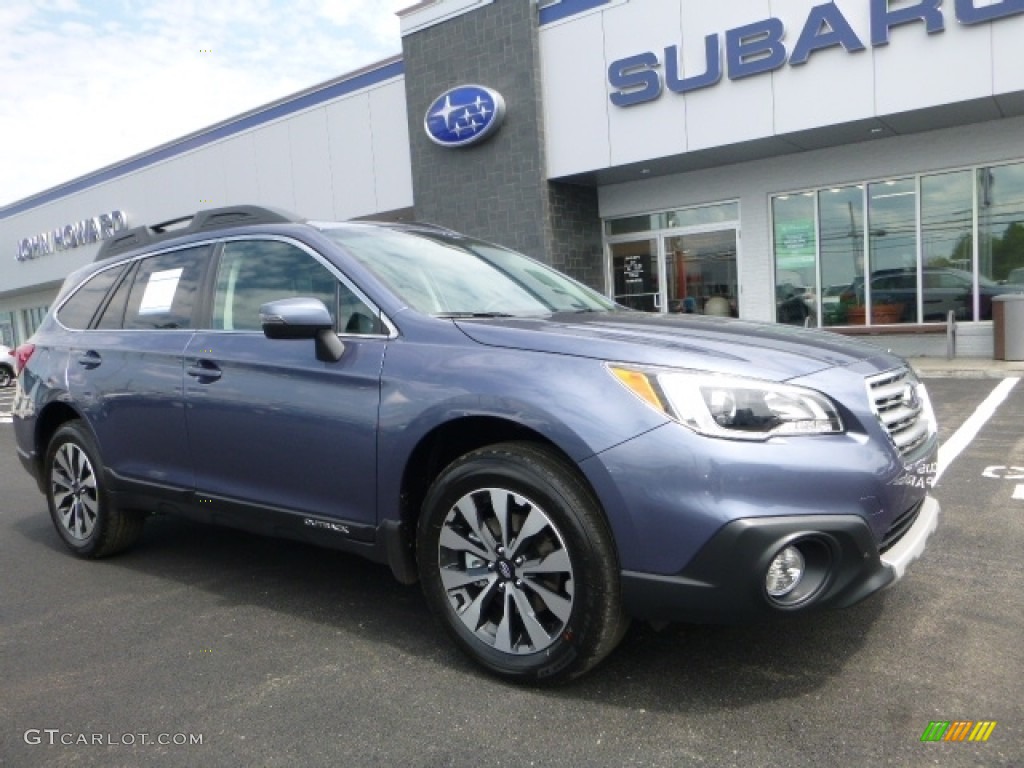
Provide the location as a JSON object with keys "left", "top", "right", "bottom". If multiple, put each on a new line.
{"left": 16, "top": 210, "right": 128, "bottom": 262}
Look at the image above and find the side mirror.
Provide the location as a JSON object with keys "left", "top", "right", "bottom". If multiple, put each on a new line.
{"left": 260, "top": 297, "right": 344, "bottom": 362}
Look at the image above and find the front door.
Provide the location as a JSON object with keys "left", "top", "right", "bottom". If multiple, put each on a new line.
{"left": 663, "top": 229, "right": 739, "bottom": 316}
{"left": 184, "top": 238, "right": 387, "bottom": 527}
{"left": 610, "top": 239, "right": 660, "bottom": 311}
{"left": 608, "top": 228, "right": 739, "bottom": 315}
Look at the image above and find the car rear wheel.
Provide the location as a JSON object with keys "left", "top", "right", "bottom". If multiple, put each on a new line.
{"left": 0, "top": 365, "right": 12, "bottom": 388}
{"left": 417, "top": 442, "right": 627, "bottom": 683}
{"left": 45, "top": 421, "right": 144, "bottom": 558}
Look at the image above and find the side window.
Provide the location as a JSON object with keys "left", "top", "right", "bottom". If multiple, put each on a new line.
{"left": 123, "top": 246, "right": 210, "bottom": 330}
{"left": 56, "top": 264, "right": 128, "bottom": 330}
{"left": 94, "top": 263, "right": 136, "bottom": 330}
{"left": 212, "top": 240, "right": 381, "bottom": 334}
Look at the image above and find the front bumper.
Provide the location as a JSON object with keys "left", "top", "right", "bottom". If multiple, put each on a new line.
{"left": 620, "top": 495, "right": 940, "bottom": 623}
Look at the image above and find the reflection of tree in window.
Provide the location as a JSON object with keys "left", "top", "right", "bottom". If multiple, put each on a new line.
{"left": 979, "top": 163, "right": 1024, "bottom": 283}
{"left": 215, "top": 241, "right": 339, "bottom": 331}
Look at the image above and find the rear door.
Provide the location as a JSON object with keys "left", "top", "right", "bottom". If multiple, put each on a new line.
{"left": 66, "top": 244, "right": 212, "bottom": 493}
{"left": 184, "top": 236, "right": 387, "bottom": 528}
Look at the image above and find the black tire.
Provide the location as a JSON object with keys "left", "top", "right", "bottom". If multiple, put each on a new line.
{"left": 0, "top": 365, "right": 12, "bottom": 388}
{"left": 44, "top": 421, "right": 144, "bottom": 558}
{"left": 417, "top": 441, "right": 628, "bottom": 683}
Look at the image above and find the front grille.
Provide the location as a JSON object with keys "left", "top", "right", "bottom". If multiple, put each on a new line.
{"left": 879, "top": 500, "right": 923, "bottom": 553}
{"left": 866, "top": 368, "right": 931, "bottom": 458}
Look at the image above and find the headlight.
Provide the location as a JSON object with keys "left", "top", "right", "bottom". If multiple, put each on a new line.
{"left": 608, "top": 365, "right": 843, "bottom": 440}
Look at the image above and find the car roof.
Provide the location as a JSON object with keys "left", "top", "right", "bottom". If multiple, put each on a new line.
{"left": 94, "top": 205, "right": 303, "bottom": 263}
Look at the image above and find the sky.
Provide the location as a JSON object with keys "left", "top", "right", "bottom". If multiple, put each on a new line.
{"left": 0, "top": 0, "right": 408, "bottom": 208}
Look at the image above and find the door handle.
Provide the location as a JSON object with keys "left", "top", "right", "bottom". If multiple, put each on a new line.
{"left": 186, "top": 361, "right": 222, "bottom": 381}
{"left": 77, "top": 351, "right": 102, "bottom": 369}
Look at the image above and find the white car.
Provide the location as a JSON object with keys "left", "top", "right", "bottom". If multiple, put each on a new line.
{"left": 0, "top": 344, "right": 15, "bottom": 387}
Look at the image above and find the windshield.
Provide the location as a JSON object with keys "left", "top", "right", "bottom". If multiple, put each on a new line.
{"left": 321, "top": 226, "right": 616, "bottom": 316}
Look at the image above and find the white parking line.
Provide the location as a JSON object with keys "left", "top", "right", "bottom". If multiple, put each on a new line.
{"left": 936, "top": 377, "right": 1021, "bottom": 483}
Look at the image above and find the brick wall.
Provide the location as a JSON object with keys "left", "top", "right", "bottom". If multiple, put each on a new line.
{"left": 401, "top": 1, "right": 603, "bottom": 286}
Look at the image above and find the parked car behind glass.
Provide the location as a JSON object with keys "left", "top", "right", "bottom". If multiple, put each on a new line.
{"left": 0, "top": 344, "right": 16, "bottom": 387}
{"left": 842, "top": 267, "right": 1024, "bottom": 322}
{"left": 12, "top": 206, "right": 940, "bottom": 682}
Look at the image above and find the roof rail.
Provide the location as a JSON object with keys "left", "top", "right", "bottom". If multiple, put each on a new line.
{"left": 94, "top": 205, "right": 302, "bottom": 261}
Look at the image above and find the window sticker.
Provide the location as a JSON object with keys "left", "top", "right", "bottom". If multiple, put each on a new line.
{"left": 138, "top": 268, "right": 184, "bottom": 315}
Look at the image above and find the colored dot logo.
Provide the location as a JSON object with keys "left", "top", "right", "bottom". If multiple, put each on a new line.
{"left": 921, "top": 720, "right": 997, "bottom": 742}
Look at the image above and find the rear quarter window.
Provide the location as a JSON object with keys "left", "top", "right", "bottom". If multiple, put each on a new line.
{"left": 56, "top": 264, "right": 128, "bottom": 330}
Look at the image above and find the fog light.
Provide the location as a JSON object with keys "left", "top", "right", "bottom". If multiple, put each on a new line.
{"left": 766, "top": 545, "right": 805, "bottom": 597}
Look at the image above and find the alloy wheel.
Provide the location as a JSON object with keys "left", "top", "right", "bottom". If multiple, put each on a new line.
{"left": 437, "top": 487, "right": 575, "bottom": 655}
{"left": 50, "top": 442, "right": 99, "bottom": 541}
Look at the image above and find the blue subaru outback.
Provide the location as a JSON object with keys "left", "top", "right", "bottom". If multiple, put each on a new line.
{"left": 12, "top": 205, "right": 939, "bottom": 682}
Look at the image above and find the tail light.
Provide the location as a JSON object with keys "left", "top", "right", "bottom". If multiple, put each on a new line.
{"left": 14, "top": 343, "right": 35, "bottom": 375}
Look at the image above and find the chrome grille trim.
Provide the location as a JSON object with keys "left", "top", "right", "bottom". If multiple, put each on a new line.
{"left": 866, "top": 368, "right": 930, "bottom": 458}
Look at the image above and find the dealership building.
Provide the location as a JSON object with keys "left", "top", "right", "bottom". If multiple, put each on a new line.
{"left": 3, "top": 0, "right": 1024, "bottom": 357}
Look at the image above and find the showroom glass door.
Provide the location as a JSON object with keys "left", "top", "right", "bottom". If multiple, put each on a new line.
{"left": 605, "top": 202, "right": 740, "bottom": 315}
{"left": 663, "top": 229, "right": 739, "bottom": 316}
{"left": 611, "top": 239, "right": 660, "bottom": 310}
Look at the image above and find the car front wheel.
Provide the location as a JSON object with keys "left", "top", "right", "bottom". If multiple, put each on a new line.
{"left": 417, "top": 442, "right": 627, "bottom": 683}
{"left": 45, "top": 421, "right": 144, "bottom": 558}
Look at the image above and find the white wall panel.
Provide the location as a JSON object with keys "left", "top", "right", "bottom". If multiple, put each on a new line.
{"left": 874, "top": 11, "right": 992, "bottom": 116}
{"left": 113, "top": 172, "right": 155, "bottom": 228}
{"left": 189, "top": 146, "right": 229, "bottom": 214}
{"left": 288, "top": 110, "right": 334, "bottom": 220}
{"left": 540, "top": 0, "right": 1024, "bottom": 176}
{"left": 770, "top": 0, "right": 875, "bottom": 135}
{"left": 219, "top": 133, "right": 260, "bottom": 207}
{"left": 993, "top": 14, "right": 1024, "bottom": 97}
{"left": 540, "top": 14, "right": 609, "bottom": 178}
{"left": 326, "top": 95, "right": 376, "bottom": 220}
{"left": 137, "top": 157, "right": 203, "bottom": 224}
{"left": 369, "top": 81, "right": 414, "bottom": 215}
{"left": 680, "top": 0, "right": 775, "bottom": 152}
{"left": 253, "top": 122, "right": 296, "bottom": 211}
{"left": 603, "top": 0, "right": 685, "bottom": 166}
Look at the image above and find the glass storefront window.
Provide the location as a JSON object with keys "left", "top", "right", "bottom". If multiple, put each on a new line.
{"left": 663, "top": 202, "right": 739, "bottom": 230}
{"left": 0, "top": 312, "right": 15, "bottom": 347}
{"left": 20, "top": 306, "right": 49, "bottom": 340}
{"left": 979, "top": 162, "right": 1024, "bottom": 317}
{"left": 922, "top": 170, "right": 974, "bottom": 321}
{"left": 818, "top": 186, "right": 864, "bottom": 326}
{"left": 773, "top": 159, "right": 1024, "bottom": 328}
{"left": 606, "top": 202, "right": 739, "bottom": 236}
{"left": 606, "top": 215, "right": 656, "bottom": 236}
{"left": 867, "top": 178, "right": 917, "bottom": 324}
{"left": 773, "top": 193, "right": 817, "bottom": 325}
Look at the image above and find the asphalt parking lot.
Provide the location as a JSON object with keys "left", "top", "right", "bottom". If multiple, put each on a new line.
{"left": 0, "top": 374, "right": 1021, "bottom": 767}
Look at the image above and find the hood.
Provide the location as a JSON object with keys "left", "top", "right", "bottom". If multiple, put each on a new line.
{"left": 454, "top": 312, "right": 902, "bottom": 381}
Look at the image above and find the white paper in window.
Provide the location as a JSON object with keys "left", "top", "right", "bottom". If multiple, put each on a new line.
{"left": 138, "top": 268, "right": 184, "bottom": 315}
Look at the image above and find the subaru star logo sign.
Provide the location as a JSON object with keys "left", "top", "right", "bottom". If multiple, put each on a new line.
{"left": 424, "top": 85, "right": 506, "bottom": 148}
